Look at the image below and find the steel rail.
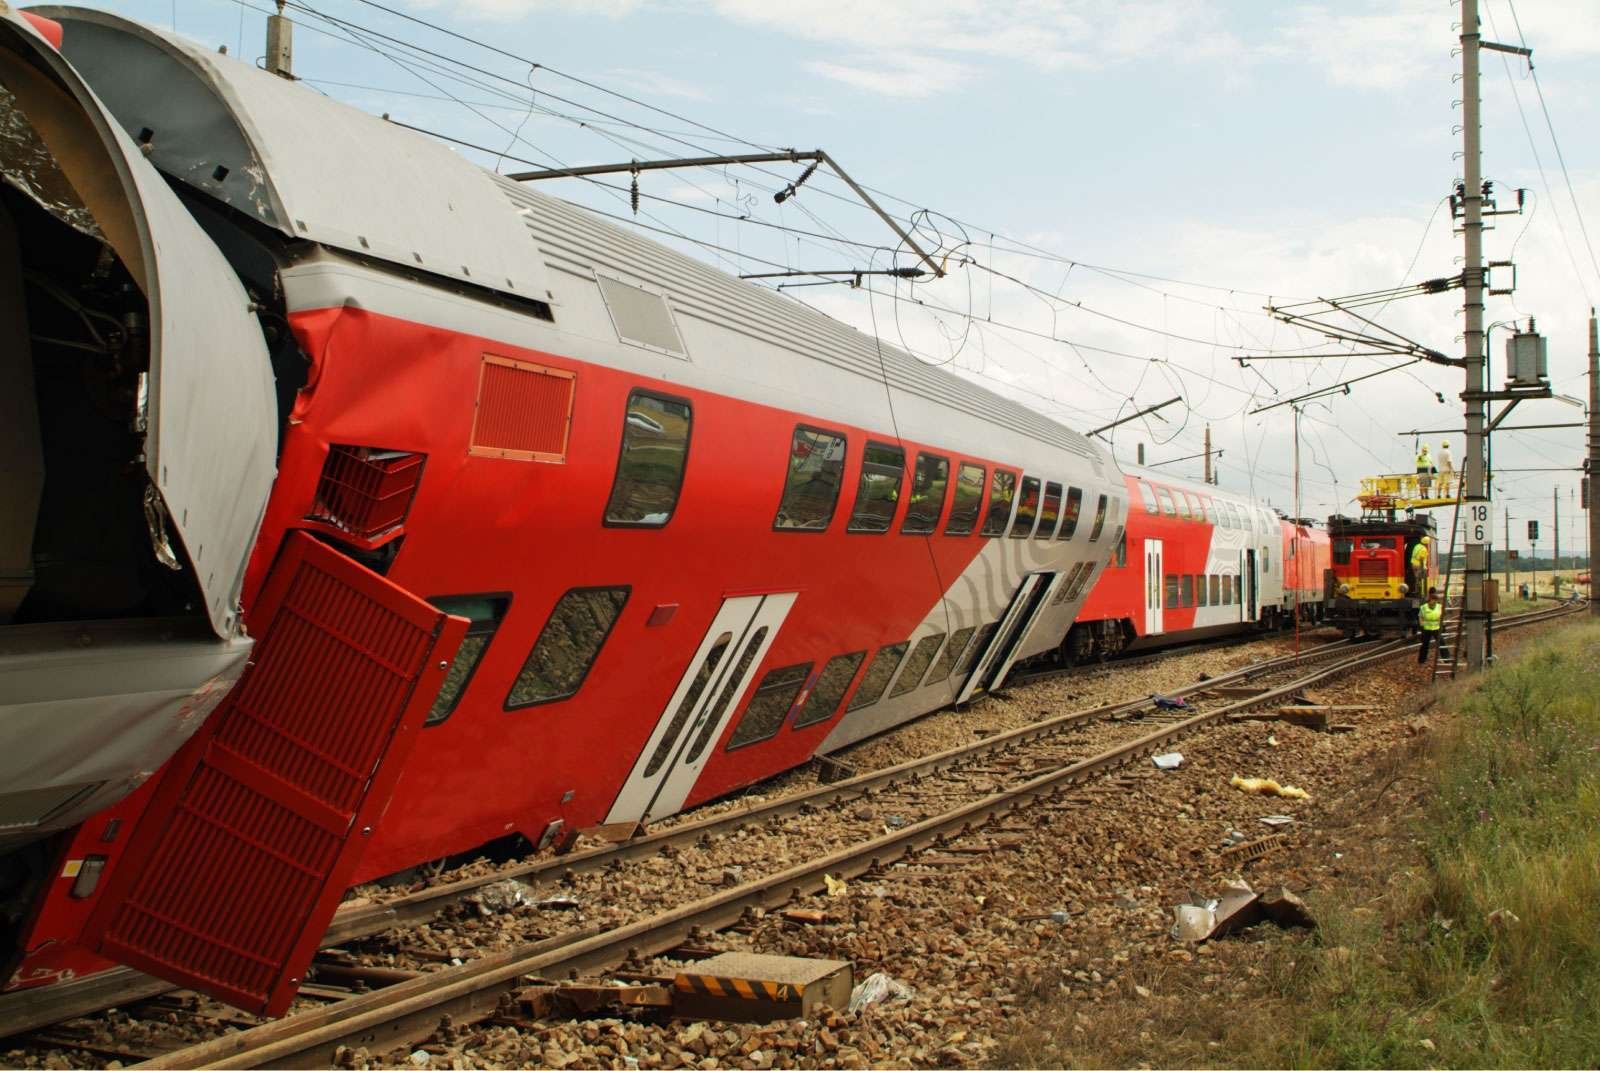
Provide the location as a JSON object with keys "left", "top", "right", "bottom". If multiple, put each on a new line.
{"left": 0, "top": 632, "right": 1342, "bottom": 1039}
{"left": 146, "top": 604, "right": 1580, "bottom": 1069}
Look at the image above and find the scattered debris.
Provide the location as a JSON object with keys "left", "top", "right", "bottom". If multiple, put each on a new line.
{"left": 468, "top": 879, "right": 532, "bottom": 916}
{"left": 1220, "top": 833, "right": 1288, "bottom": 863}
{"left": 1151, "top": 752, "right": 1184, "bottom": 770}
{"left": 1258, "top": 814, "right": 1296, "bottom": 827}
{"left": 1266, "top": 734, "right": 1279, "bottom": 747}
{"left": 1171, "top": 880, "right": 1316, "bottom": 941}
{"left": 848, "top": 972, "right": 914, "bottom": 1014}
{"left": 675, "top": 953, "right": 854, "bottom": 1023}
{"left": 1230, "top": 774, "right": 1311, "bottom": 799}
{"left": 782, "top": 908, "right": 827, "bottom": 925}
{"left": 823, "top": 874, "right": 848, "bottom": 897}
{"left": 1151, "top": 694, "right": 1192, "bottom": 711}
{"left": 1487, "top": 907, "right": 1522, "bottom": 928}
{"left": 533, "top": 896, "right": 581, "bottom": 911}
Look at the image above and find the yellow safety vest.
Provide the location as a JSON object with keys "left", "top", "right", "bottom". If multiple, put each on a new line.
{"left": 1416, "top": 447, "right": 1430, "bottom": 469}
{"left": 1411, "top": 543, "right": 1428, "bottom": 569}
{"left": 1419, "top": 602, "right": 1443, "bottom": 631}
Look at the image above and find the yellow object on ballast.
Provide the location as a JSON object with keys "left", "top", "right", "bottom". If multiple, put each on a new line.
{"left": 1230, "top": 775, "right": 1311, "bottom": 800}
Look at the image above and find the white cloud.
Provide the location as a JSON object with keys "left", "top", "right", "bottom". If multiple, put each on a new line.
{"left": 604, "top": 66, "right": 709, "bottom": 100}
{"left": 802, "top": 54, "right": 976, "bottom": 99}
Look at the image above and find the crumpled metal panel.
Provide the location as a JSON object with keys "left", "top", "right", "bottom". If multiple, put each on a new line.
{"left": 37, "top": 6, "right": 552, "bottom": 302}
{"left": 0, "top": 82, "right": 100, "bottom": 237}
{"left": 0, "top": 8, "right": 277, "bottom": 635}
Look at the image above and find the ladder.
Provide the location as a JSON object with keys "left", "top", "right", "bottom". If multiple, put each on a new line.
{"left": 1431, "top": 491, "right": 1466, "bottom": 680}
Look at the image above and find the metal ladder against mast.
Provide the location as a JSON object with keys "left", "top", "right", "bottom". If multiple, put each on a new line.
{"left": 1432, "top": 491, "right": 1466, "bottom": 680}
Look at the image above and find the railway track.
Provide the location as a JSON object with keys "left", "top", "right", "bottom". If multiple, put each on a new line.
{"left": 54, "top": 602, "right": 1569, "bottom": 1069}
{"left": 4, "top": 606, "right": 1573, "bottom": 1066}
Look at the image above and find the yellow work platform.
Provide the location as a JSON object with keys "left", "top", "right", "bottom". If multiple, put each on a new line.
{"left": 1357, "top": 472, "right": 1462, "bottom": 511}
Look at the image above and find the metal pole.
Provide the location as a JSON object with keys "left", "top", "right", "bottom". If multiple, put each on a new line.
{"left": 1589, "top": 310, "right": 1599, "bottom": 615}
{"left": 1505, "top": 508, "right": 1511, "bottom": 594}
{"left": 1293, "top": 406, "right": 1302, "bottom": 656}
{"left": 1204, "top": 425, "right": 1213, "bottom": 485}
{"left": 1554, "top": 485, "right": 1560, "bottom": 596}
{"left": 1460, "top": 0, "right": 1489, "bottom": 667}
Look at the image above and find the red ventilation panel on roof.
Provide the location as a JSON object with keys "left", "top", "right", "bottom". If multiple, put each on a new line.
{"left": 82, "top": 533, "right": 466, "bottom": 1016}
{"left": 469, "top": 355, "right": 575, "bottom": 461}
{"left": 306, "top": 445, "right": 424, "bottom": 547}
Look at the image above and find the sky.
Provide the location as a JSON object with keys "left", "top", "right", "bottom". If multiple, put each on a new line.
{"left": 75, "top": 0, "right": 1600, "bottom": 558}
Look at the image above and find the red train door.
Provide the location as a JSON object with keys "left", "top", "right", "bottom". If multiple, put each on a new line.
{"left": 80, "top": 533, "right": 466, "bottom": 1016}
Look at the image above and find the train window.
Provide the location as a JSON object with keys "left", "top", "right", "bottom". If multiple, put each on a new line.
{"left": 1333, "top": 538, "right": 1353, "bottom": 564}
{"left": 924, "top": 626, "right": 977, "bottom": 685}
{"left": 1139, "top": 478, "right": 1159, "bottom": 515}
{"left": 1058, "top": 486, "right": 1083, "bottom": 540}
{"left": 1221, "top": 575, "right": 1234, "bottom": 604}
{"left": 1181, "top": 575, "right": 1195, "bottom": 607}
{"left": 847, "top": 641, "right": 910, "bottom": 711}
{"left": 506, "top": 586, "right": 629, "bottom": 709}
{"left": 604, "top": 391, "right": 692, "bottom": 527}
{"left": 1198, "top": 496, "right": 1214, "bottom": 524}
{"left": 1155, "top": 486, "right": 1177, "bottom": 517}
{"left": 1010, "top": 476, "right": 1041, "bottom": 538}
{"left": 953, "top": 623, "right": 999, "bottom": 677}
{"left": 1039, "top": 482, "right": 1063, "bottom": 537}
{"left": 1182, "top": 492, "right": 1202, "bottom": 521}
{"left": 1210, "top": 575, "right": 1221, "bottom": 604}
{"left": 686, "top": 627, "right": 768, "bottom": 761}
{"left": 792, "top": 651, "right": 866, "bottom": 729}
{"left": 1068, "top": 563, "right": 1097, "bottom": 601}
{"left": 981, "top": 470, "right": 1018, "bottom": 536}
{"left": 945, "top": 463, "right": 986, "bottom": 535}
{"left": 425, "top": 595, "right": 510, "bottom": 726}
{"left": 1173, "top": 492, "right": 1191, "bottom": 521}
{"left": 1165, "top": 574, "right": 1181, "bottom": 607}
{"left": 1088, "top": 494, "right": 1109, "bottom": 542}
{"left": 1195, "top": 574, "right": 1207, "bottom": 607}
{"left": 847, "top": 440, "right": 906, "bottom": 533}
{"left": 903, "top": 453, "right": 950, "bottom": 534}
{"left": 775, "top": 426, "right": 847, "bottom": 531}
{"left": 1113, "top": 526, "right": 1127, "bottom": 567}
{"left": 890, "top": 633, "right": 946, "bottom": 697}
{"left": 643, "top": 631, "right": 731, "bottom": 775}
{"left": 1052, "top": 562, "right": 1085, "bottom": 606}
{"left": 726, "top": 660, "right": 813, "bottom": 751}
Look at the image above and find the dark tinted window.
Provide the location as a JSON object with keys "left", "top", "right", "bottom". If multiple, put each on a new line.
{"left": 847, "top": 440, "right": 905, "bottom": 533}
{"left": 604, "top": 391, "right": 691, "bottom": 526}
{"left": 1333, "top": 538, "right": 1353, "bottom": 564}
{"left": 506, "top": 587, "right": 629, "bottom": 708}
{"left": 890, "top": 633, "right": 946, "bottom": 697}
{"left": 847, "top": 642, "right": 909, "bottom": 711}
{"left": 1039, "top": 482, "right": 1062, "bottom": 537}
{"left": 792, "top": 651, "right": 865, "bottom": 729}
{"left": 1165, "top": 574, "right": 1180, "bottom": 608}
{"left": 946, "top": 463, "right": 986, "bottom": 535}
{"left": 1010, "top": 476, "right": 1041, "bottom": 538}
{"left": 1058, "top": 487, "right": 1083, "bottom": 539}
{"left": 1210, "top": 575, "right": 1221, "bottom": 604}
{"left": 1068, "top": 563, "right": 1097, "bottom": 601}
{"left": 727, "top": 662, "right": 813, "bottom": 749}
{"left": 1089, "top": 494, "right": 1109, "bottom": 542}
{"left": 1113, "top": 526, "right": 1127, "bottom": 567}
{"left": 775, "top": 426, "right": 846, "bottom": 531}
{"left": 953, "top": 622, "right": 998, "bottom": 676}
{"left": 981, "top": 471, "right": 1017, "bottom": 536}
{"left": 1052, "top": 563, "right": 1085, "bottom": 606}
{"left": 1195, "top": 574, "right": 1207, "bottom": 607}
{"left": 643, "top": 632, "right": 730, "bottom": 776}
{"left": 902, "top": 454, "right": 950, "bottom": 534}
{"left": 426, "top": 595, "right": 509, "bottom": 726}
{"left": 1222, "top": 575, "right": 1234, "bottom": 603}
{"left": 924, "top": 625, "right": 976, "bottom": 685}
{"left": 686, "top": 627, "right": 768, "bottom": 760}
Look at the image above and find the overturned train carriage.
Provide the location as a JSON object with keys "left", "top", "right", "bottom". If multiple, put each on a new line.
{"left": 0, "top": 6, "right": 1126, "bottom": 1017}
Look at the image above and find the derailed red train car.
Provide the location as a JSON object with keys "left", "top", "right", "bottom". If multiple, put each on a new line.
{"left": 1, "top": 8, "right": 1132, "bottom": 1017}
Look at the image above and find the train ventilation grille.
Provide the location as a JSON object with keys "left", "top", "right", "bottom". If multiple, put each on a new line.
{"left": 469, "top": 355, "right": 575, "bottom": 462}
{"left": 306, "top": 445, "right": 425, "bottom": 548}
{"left": 1357, "top": 559, "right": 1389, "bottom": 582}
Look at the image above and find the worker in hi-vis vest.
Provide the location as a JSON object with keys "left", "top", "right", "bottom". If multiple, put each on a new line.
{"left": 1417, "top": 589, "right": 1444, "bottom": 664}
{"left": 1409, "top": 535, "right": 1430, "bottom": 589}
{"left": 1415, "top": 442, "right": 1433, "bottom": 473}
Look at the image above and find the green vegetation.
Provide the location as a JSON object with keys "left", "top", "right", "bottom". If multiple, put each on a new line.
{"left": 1276, "top": 622, "right": 1600, "bottom": 1068}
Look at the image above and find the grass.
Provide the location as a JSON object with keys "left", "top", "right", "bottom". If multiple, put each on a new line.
{"left": 1263, "top": 622, "right": 1600, "bottom": 1068}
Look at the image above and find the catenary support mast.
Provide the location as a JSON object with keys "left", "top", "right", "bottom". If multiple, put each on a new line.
{"left": 1460, "top": 0, "right": 1489, "bottom": 667}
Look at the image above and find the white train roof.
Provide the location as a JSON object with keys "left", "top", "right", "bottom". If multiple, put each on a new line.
{"left": 37, "top": 5, "right": 1108, "bottom": 471}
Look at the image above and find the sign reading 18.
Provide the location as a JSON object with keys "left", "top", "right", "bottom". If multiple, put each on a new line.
{"left": 1468, "top": 503, "right": 1493, "bottom": 544}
